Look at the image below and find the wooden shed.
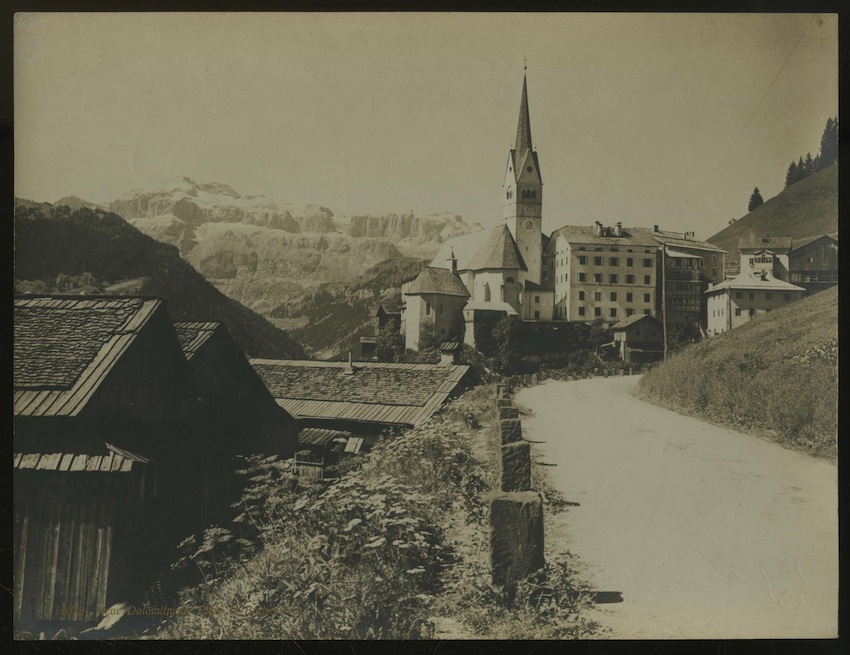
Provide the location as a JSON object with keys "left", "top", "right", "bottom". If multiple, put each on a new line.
{"left": 13, "top": 296, "right": 236, "bottom": 624}
{"left": 611, "top": 314, "right": 664, "bottom": 364}
{"left": 173, "top": 321, "right": 298, "bottom": 457}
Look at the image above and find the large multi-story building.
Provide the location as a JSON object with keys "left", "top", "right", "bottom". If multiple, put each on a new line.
{"left": 400, "top": 71, "right": 727, "bottom": 349}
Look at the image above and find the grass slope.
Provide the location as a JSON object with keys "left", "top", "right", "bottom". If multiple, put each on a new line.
{"left": 14, "top": 202, "right": 306, "bottom": 359}
{"left": 707, "top": 163, "right": 838, "bottom": 265}
{"left": 636, "top": 287, "right": 837, "bottom": 461}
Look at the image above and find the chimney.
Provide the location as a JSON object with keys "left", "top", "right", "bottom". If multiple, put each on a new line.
{"left": 594, "top": 221, "right": 603, "bottom": 236}
{"left": 615, "top": 221, "right": 623, "bottom": 236}
{"left": 448, "top": 248, "right": 458, "bottom": 275}
{"left": 343, "top": 350, "right": 355, "bottom": 375}
{"left": 653, "top": 224, "right": 659, "bottom": 233}
{"left": 439, "top": 342, "right": 459, "bottom": 366}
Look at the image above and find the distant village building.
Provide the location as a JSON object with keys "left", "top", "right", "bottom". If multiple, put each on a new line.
{"left": 400, "top": 264, "right": 469, "bottom": 351}
{"left": 398, "top": 72, "right": 727, "bottom": 350}
{"left": 788, "top": 234, "right": 838, "bottom": 294}
{"left": 733, "top": 234, "right": 837, "bottom": 295}
{"left": 610, "top": 314, "right": 664, "bottom": 363}
{"left": 250, "top": 358, "right": 470, "bottom": 443}
{"left": 13, "top": 297, "right": 249, "bottom": 622}
{"left": 705, "top": 271, "right": 806, "bottom": 335}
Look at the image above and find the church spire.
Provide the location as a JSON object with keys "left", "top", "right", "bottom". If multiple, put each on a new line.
{"left": 515, "top": 68, "right": 533, "bottom": 154}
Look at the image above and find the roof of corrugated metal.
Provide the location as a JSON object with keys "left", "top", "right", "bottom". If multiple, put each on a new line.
{"left": 251, "top": 359, "right": 469, "bottom": 427}
{"left": 14, "top": 296, "right": 163, "bottom": 417}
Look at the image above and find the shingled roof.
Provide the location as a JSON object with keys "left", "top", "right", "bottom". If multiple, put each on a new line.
{"left": 705, "top": 270, "right": 806, "bottom": 294}
{"left": 550, "top": 225, "right": 660, "bottom": 248}
{"left": 739, "top": 236, "right": 794, "bottom": 252}
{"left": 14, "top": 296, "right": 162, "bottom": 417}
{"left": 405, "top": 267, "right": 470, "bottom": 297}
{"left": 173, "top": 321, "right": 220, "bottom": 361}
{"left": 250, "top": 359, "right": 469, "bottom": 428}
{"left": 466, "top": 225, "right": 528, "bottom": 271}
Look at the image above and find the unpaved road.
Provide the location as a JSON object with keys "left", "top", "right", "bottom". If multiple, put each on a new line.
{"left": 516, "top": 376, "right": 838, "bottom": 639}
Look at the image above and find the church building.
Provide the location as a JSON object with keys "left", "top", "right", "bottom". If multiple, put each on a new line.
{"left": 399, "top": 69, "right": 726, "bottom": 350}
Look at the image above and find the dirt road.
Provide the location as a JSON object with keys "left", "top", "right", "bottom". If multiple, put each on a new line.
{"left": 515, "top": 376, "right": 838, "bottom": 639}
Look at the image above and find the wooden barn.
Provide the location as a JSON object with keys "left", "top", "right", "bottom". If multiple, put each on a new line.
{"left": 13, "top": 296, "right": 243, "bottom": 625}
{"left": 250, "top": 358, "right": 470, "bottom": 441}
{"left": 173, "top": 321, "right": 297, "bottom": 457}
{"left": 788, "top": 234, "right": 838, "bottom": 295}
{"left": 610, "top": 314, "right": 664, "bottom": 364}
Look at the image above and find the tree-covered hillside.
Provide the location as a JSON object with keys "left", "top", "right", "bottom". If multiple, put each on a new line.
{"left": 14, "top": 201, "right": 306, "bottom": 359}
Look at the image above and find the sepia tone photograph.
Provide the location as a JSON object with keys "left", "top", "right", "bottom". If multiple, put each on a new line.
{"left": 12, "top": 12, "right": 838, "bottom": 641}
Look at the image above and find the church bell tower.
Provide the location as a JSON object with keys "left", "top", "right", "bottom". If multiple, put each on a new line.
{"left": 502, "top": 67, "right": 543, "bottom": 285}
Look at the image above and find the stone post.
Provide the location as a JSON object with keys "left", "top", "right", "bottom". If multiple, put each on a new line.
{"left": 499, "top": 418, "right": 522, "bottom": 445}
{"left": 498, "top": 406, "right": 520, "bottom": 421}
{"left": 489, "top": 491, "right": 545, "bottom": 587}
{"left": 501, "top": 441, "right": 531, "bottom": 491}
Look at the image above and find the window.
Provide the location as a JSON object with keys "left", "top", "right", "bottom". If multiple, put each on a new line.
{"left": 578, "top": 306, "right": 585, "bottom": 316}
{"left": 594, "top": 291, "right": 602, "bottom": 301}
{"left": 626, "top": 292, "right": 633, "bottom": 302}
{"left": 626, "top": 308, "right": 635, "bottom": 316}
{"left": 579, "top": 246, "right": 586, "bottom": 251}
{"left": 644, "top": 293, "right": 651, "bottom": 303}
{"left": 735, "top": 292, "right": 742, "bottom": 299}
{"left": 506, "top": 276, "right": 515, "bottom": 283}
{"left": 627, "top": 258, "right": 634, "bottom": 267}
{"left": 610, "top": 257, "right": 619, "bottom": 266}
{"left": 626, "top": 275, "right": 635, "bottom": 284}
{"left": 610, "top": 308, "right": 617, "bottom": 317}
{"left": 643, "top": 309, "right": 651, "bottom": 315}
{"left": 578, "top": 291, "right": 585, "bottom": 300}
{"left": 643, "top": 258, "right": 653, "bottom": 267}
{"left": 441, "top": 328, "right": 446, "bottom": 335}
{"left": 748, "top": 292, "right": 755, "bottom": 300}
{"left": 594, "top": 273, "right": 603, "bottom": 283}
{"left": 609, "top": 274, "right": 619, "bottom": 284}
{"left": 534, "top": 295, "right": 540, "bottom": 303}
{"left": 425, "top": 302, "right": 431, "bottom": 316}
{"left": 594, "top": 256, "right": 603, "bottom": 265}
{"left": 735, "top": 308, "right": 741, "bottom": 316}
{"left": 578, "top": 256, "right": 587, "bottom": 264}
{"left": 765, "top": 292, "right": 772, "bottom": 300}
{"left": 579, "top": 273, "right": 586, "bottom": 282}
{"left": 644, "top": 275, "right": 651, "bottom": 285}
{"left": 534, "top": 310, "right": 540, "bottom": 319}
{"left": 610, "top": 292, "right": 617, "bottom": 301}
{"left": 749, "top": 308, "right": 756, "bottom": 317}
{"left": 594, "top": 307, "right": 601, "bottom": 317}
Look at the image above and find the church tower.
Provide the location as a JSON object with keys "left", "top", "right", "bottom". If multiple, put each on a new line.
{"left": 502, "top": 69, "right": 543, "bottom": 285}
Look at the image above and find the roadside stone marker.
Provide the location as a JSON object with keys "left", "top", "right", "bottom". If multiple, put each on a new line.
{"left": 498, "top": 406, "right": 520, "bottom": 420}
{"left": 495, "top": 384, "right": 505, "bottom": 398}
{"left": 496, "top": 398, "right": 512, "bottom": 409}
{"left": 501, "top": 441, "right": 531, "bottom": 491}
{"left": 489, "top": 491, "right": 545, "bottom": 587}
{"left": 499, "top": 418, "right": 522, "bottom": 444}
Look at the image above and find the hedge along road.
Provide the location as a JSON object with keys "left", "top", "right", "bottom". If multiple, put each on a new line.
{"left": 515, "top": 376, "right": 837, "bottom": 639}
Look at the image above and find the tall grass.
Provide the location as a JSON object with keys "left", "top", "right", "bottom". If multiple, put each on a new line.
{"left": 636, "top": 287, "right": 837, "bottom": 460}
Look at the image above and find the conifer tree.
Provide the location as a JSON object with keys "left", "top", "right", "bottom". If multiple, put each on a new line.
{"left": 818, "top": 116, "right": 838, "bottom": 169}
{"left": 785, "top": 161, "right": 798, "bottom": 189}
{"left": 748, "top": 187, "right": 764, "bottom": 212}
{"left": 796, "top": 156, "right": 805, "bottom": 184}
{"left": 804, "top": 152, "right": 814, "bottom": 176}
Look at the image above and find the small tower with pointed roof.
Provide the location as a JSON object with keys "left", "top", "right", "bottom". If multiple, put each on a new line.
{"left": 503, "top": 65, "right": 543, "bottom": 285}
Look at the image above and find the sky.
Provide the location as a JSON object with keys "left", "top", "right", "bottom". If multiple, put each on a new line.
{"left": 14, "top": 12, "right": 838, "bottom": 239}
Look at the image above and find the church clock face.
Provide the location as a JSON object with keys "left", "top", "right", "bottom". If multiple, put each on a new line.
{"left": 523, "top": 218, "right": 535, "bottom": 231}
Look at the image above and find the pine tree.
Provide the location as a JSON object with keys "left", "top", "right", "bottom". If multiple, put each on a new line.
{"left": 818, "top": 116, "right": 838, "bottom": 169}
{"left": 785, "top": 160, "right": 798, "bottom": 189}
{"left": 748, "top": 187, "right": 764, "bottom": 212}
{"left": 796, "top": 156, "right": 805, "bottom": 184}
{"left": 804, "top": 152, "right": 814, "bottom": 176}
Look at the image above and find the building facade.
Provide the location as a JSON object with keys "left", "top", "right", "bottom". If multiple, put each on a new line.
{"left": 705, "top": 271, "right": 806, "bottom": 335}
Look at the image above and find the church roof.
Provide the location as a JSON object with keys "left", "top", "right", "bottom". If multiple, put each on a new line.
{"left": 466, "top": 225, "right": 528, "bottom": 271}
{"left": 404, "top": 267, "right": 470, "bottom": 297}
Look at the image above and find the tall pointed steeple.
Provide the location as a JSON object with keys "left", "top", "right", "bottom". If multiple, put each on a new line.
{"left": 515, "top": 72, "right": 533, "bottom": 156}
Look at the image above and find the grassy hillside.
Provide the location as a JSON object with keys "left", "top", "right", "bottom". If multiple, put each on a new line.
{"left": 708, "top": 163, "right": 838, "bottom": 265}
{"left": 14, "top": 202, "right": 306, "bottom": 359}
{"left": 635, "top": 287, "right": 837, "bottom": 461}
{"left": 271, "top": 257, "right": 428, "bottom": 359}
